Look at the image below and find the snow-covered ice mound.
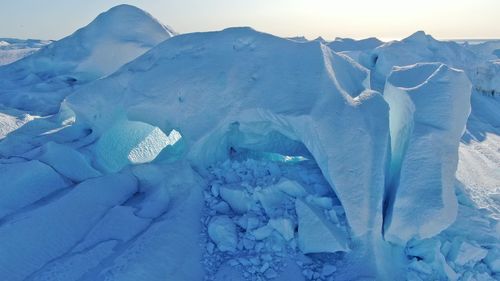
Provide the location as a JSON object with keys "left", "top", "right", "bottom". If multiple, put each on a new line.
{"left": 366, "top": 32, "right": 476, "bottom": 85}
{"left": 66, "top": 26, "right": 391, "bottom": 242}
{"left": 327, "top": 37, "right": 383, "bottom": 65}
{"left": 0, "top": 4, "right": 175, "bottom": 114}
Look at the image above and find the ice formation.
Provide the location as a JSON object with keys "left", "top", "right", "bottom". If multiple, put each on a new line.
{"left": 66, "top": 27, "right": 391, "bottom": 242}
{"left": 0, "top": 4, "right": 498, "bottom": 281}
{"left": 383, "top": 63, "right": 472, "bottom": 244}
{"left": 0, "top": 4, "right": 175, "bottom": 114}
{"left": 94, "top": 118, "right": 181, "bottom": 172}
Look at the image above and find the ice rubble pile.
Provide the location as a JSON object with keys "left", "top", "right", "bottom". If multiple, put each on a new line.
{"left": 201, "top": 158, "right": 348, "bottom": 281}
{"left": 0, "top": 4, "right": 498, "bottom": 281}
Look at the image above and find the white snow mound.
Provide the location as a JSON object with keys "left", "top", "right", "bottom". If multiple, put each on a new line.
{"left": 0, "top": 4, "right": 175, "bottom": 114}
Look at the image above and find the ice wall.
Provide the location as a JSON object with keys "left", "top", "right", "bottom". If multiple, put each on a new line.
{"left": 383, "top": 63, "right": 472, "bottom": 244}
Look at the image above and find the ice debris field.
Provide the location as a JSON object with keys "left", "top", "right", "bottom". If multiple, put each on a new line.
{"left": 0, "top": 4, "right": 499, "bottom": 281}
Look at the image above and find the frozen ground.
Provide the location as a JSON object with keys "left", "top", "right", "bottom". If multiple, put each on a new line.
{"left": 0, "top": 4, "right": 498, "bottom": 281}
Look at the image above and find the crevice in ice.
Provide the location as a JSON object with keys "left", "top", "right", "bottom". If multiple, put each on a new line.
{"left": 381, "top": 85, "right": 415, "bottom": 236}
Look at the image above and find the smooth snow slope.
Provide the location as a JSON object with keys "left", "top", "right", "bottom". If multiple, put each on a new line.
{"left": 0, "top": 4, "right": 175, "bottom": 114}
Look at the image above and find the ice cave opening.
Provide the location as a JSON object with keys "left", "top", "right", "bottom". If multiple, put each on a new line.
{"left": 93, "top": 118, "right": 183, "bottom": 172}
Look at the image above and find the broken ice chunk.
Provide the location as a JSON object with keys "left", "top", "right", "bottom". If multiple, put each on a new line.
{"left": 236, "top": 214, "right": 260, "bottom": 230}
{"left": 208, "top": 215, "right": 238, "bottom": 252}
{"left": 213, "top": 201, "right": 231, "bottom": 214}
{"left": 447, "top": 239, "right": 488, "bottom": 267}
{"left": 295, "top": 199, "right": 348, "bottom": 254}
{"left": 306, "top": 195, "right": 334, "bottom": 209}
{"left": 268, "top": 218, "right": 295, "bottom": 241}
{"left": 219, "top": 185, "right": 254, "bottom": 214}
{"left": 321, "top": 264, "right": 337, "bottom": 277}
{"left": 485, "top": 248, "right": 500, "bottom": 273}
{"left": 275, "top": 179, "right": 307, "bottom": 198}
{"left": 251, "top": 225, "right": 274, "bottom": 240}
{"left": 256, "top": 187, "right": 288, "bottom": 217}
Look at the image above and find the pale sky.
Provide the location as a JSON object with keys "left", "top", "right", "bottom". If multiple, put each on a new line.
{"left": 0, "top": 0, "right": 499, "bottom": 41}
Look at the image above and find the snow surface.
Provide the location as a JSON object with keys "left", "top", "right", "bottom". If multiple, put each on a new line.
{"left": 0, "top": 4, "right": 498, "bottom": 281}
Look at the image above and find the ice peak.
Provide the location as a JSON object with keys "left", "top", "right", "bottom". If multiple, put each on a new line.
{"left": 85, "top": 4, "right": 176, "bottom": 40}
{"left": 104, "top": 4, "right": 145, "bottom": 14}
{"left": 404, "top": 31, "right": 433, "bottom": 43}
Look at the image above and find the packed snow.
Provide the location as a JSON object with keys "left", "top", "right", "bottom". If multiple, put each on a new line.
{"left": 0, "top": 4, "right": 498, "bottom": 281}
